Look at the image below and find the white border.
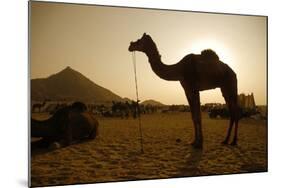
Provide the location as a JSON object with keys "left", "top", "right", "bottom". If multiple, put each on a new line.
{"left": 1, "top": 0, "right": 280, "bottom": 188}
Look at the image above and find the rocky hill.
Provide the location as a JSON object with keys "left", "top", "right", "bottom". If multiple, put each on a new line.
{"left": 31, "top": 66, "right": 123, "bottom": 103}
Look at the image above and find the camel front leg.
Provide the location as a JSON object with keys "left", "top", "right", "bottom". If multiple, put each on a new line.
{"left": 187, "top": 91, "right": 203, "bottom": 149}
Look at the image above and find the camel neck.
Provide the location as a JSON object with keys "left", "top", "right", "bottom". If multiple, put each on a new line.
{"left": 144, "top": 42, "right": 183, "bottom": 81}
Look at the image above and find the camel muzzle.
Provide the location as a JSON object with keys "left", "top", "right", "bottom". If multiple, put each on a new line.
{"left": 128, "top": 42, "right": 134, "bottom": 52}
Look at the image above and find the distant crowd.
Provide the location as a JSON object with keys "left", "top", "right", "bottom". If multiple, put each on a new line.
{"left": 31, "top": 100, "right": 267, "bottom": 120}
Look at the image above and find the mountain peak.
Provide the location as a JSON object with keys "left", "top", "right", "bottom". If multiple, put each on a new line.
{"left": 31, "top": 67, "right": 123, "bottom": 103}
{"left": 48, "top": 66, "right": 83, "bottom": 80}
{"left": 63, "top": 66, "right": 70, "bottom": 70}
{"left": 60, "top": 66, "right": 75, "bottom": 73}
{"left": 63, "top": 66, "right": 74, "bottom": 71}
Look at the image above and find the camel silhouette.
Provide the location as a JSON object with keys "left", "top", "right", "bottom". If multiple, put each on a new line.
{"left": 129, "top": 33, "right": 239, "bottom": 149}
{"left": 31, "top": 102, "right": 99, "bottom": 148}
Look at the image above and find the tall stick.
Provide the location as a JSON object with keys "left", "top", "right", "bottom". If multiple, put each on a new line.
{"left": 132, "top": 52, "right": 144, "bottom": 153}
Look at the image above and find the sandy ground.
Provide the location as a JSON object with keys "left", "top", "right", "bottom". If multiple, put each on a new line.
{"left": 30, "top": 112, "right": 267, "bottom": 187}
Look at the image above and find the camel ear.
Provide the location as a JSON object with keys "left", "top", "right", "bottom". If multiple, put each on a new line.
{"left": 142, "top": 33, "right": 147, "bottom": 37}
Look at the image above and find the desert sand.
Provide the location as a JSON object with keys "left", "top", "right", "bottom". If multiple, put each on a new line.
{"left": 31, "top": 112, "right": 267, "bottom": 187}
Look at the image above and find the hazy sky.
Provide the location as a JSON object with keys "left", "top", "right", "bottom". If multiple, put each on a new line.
{"left": 30, "top": 2, "right": 267, "bottom": 105}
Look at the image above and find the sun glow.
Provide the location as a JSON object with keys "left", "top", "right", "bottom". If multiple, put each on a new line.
{"left": 183, "top": 39, "right": 235, "bottom": 67}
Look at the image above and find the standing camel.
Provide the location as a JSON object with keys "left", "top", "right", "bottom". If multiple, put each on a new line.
{"left": 128, "top": 33, "right": 239, "bottom": 149}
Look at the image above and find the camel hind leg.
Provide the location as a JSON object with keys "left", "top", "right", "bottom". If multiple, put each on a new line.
{"left": 231, "top": 107, "right": 239, "bottom": 145}
{"left": 222, "top": 116, "right": 234, "bottom": 144}
{"left": 221, "top": 85, "right": 239, "bottom": 145}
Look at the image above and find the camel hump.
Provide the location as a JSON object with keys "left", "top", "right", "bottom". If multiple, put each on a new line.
{"left": 200, "top": 49, "right": 219, "bottom": 62}
{"left": 71, "top": 101, "right": 87, "bottom": 112}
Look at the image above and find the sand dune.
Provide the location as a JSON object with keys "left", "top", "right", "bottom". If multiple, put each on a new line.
{"left": 31, "top": 112, "right": 267, "bottom": 187}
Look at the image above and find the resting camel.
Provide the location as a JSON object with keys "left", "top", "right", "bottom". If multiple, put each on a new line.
{"left": 31, "top": 102, "right": 99, "bottom": 148}
{"left": 129, "top": 33, "right": 239, "bottom": 149}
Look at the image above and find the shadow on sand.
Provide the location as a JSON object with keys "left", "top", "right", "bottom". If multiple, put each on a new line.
{"left": 31, "top": 138, "right": 92, "bottom": 157}
{"left": 229, "top": 146, "right": 267, "bottom": 172}
{"left": 178, "top": 146, "right": 203, "bottom": 177}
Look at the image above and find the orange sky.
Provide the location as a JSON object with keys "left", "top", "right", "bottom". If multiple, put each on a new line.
{"left": 30, "top": 2, "right": 267, "bottom": 105}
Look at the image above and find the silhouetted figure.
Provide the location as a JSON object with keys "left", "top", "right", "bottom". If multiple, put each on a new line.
{"left": 131, "top": 100, "right": 140, "bottom": 119}
{"left": 129, "top": 33, "right": 239, "bottom": 149}
{"left": 111, "top": 101, "right": 130, "bottom": 118}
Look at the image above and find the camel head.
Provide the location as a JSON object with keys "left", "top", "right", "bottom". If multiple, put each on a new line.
{"left": 129, "top": 33, "right": 151, "bottom": 53}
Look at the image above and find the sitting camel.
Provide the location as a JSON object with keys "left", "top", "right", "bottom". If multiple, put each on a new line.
{"left": 31, "top": 101, "right": 99, "bottom": 148}
{"left": 129, "top": 33, "right": 239, "bottom": 149}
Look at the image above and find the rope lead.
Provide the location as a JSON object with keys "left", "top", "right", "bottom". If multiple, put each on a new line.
{"left": 132, "top": 52, "right": 144, "bottom": 153}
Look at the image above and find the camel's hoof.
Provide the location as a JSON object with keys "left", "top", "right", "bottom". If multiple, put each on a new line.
{"left": 230, "top": 141, "right": 237, "bottom": 146}
{"left": 49, "top": 142, "right": 61, "bottom": 150}
{"left": 176, "top": 138, "right": 182, "bottom": 143}
{"left": 221, "top": 140, "right": 228, "bottom": 145}
{"left": 191, "top": 142, "right": 203, "bottom": 149}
